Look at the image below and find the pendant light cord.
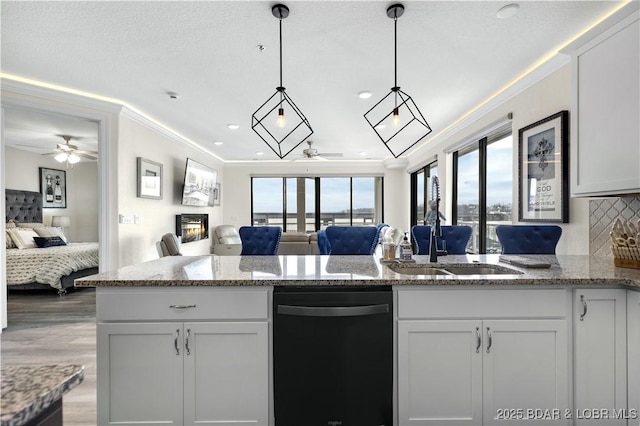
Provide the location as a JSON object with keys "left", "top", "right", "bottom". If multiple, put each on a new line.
{"left": 394, "top": 16, "right": 398, "bottom": 89}
{"left": 279, "top": 16, "right": 283, "bottom": 89}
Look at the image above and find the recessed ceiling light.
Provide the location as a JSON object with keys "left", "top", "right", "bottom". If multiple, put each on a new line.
{"left": 359, "top": 152, "right": 367, "bottom": 157}
{"left": 375, "top": 124, "right": 386, "bottom": 130}
{"left": 255, "top": 151, "right": 264, "bottom": 156}
{"left": 358, "top": 91, "right": 372, "bottom": 99}
{"left": 227, "top": 123, "right": 239, "bottom": 130}
{"left": 213, "top": 141, "right": 223, "bottom": 146}
{"left": 497, "top": 3, "right": 519, "bottom": 19}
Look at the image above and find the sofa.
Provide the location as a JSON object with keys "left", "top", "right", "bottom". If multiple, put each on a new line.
{"left": 277, "top": 232, "right": 327, "bottom": 255}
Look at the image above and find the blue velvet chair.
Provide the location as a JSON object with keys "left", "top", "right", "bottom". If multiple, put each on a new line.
{"left": 495, "top": 225, "right": 562, "bottom": 254}
{"left": 323, "top": 226, "right": 380, "bottom": 255}
{"left": 411, "top": 225, "right": 473, "bottom": 255}
{"left": 238, "top": 226, "right": 282, "bottom": 255}
{"left": 316, "top": 229, "right": 331, "bottom": 255}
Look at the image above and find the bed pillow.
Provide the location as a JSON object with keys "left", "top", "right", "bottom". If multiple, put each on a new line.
{"left": 33, "top": 236, "right": 67, "bottom": 248}
{"left": 5, "top": 222, "right": 17, "bottom": 249}
{"left": 34, "top": 227, "right": 68, "bottom": 243}
{"left": 16, "top": 222, "right": 46, "bottom": 228}
{"left": 7, "top": 228, "right": 39, "bottom": 249}
{"left": 6, "top": 231, "right": 17, "bottom": 249}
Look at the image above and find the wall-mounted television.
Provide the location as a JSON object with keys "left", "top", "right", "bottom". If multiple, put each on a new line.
{"left": 181, "top": 158, "right": 217, "bottom": 207}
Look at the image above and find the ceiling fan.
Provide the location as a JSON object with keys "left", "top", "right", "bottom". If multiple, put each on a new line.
{"left": 42, "top": 135, "right": 98, "bottom": 166}
{"left": 296, "top": 140, "right": 343, "bottom": 161}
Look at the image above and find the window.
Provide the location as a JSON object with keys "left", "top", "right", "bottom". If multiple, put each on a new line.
{"left": 252, "top": 176, "right": 383, "bottom": 232}
{"left": 452, "top": 127, "right": 512, "bottom": 254}
{"left": 410, "top": 161, "right": 438, "bottom": 227}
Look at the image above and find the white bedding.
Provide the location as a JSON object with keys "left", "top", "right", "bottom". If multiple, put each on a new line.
{"left": 6, "top": 242, "right": 99, "bottom": 289}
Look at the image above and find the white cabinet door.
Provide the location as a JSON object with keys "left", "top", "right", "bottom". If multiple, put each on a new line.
{"left": 97, "top": 322, "right": 184, "bottom": 426}
{"left": 183, "top": 322, "right": 269, "bottom": 426}
{"left": 571, "top": 11, "right": 640, "bottom": 196}
{"left": 574, "top": 289, "right": 627, "bottom": 425}
{"left": 627, "top": 291, "right": 640, "bottom": 422}
{"left": 398, "top": 320, "right": 483, "bottom": 425}
{"left": 482, "top": 320, "right": 569, "bottom": 426}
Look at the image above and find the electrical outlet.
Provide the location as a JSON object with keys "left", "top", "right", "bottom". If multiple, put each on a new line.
{"left": 118, "top": 214, "right": 133, "bottom": 224}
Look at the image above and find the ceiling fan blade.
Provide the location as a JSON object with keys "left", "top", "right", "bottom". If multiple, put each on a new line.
{"left": 74, "top": 152, "right": 98, "bottom": 160}
{"left": 317, "top": 152, "right": 343, "bottom": 157}
{"left": 42, "top": 151, "right": 59, "bottom": 156}
{"left": 15, "top": 143, "right": 50, "bottom": 150}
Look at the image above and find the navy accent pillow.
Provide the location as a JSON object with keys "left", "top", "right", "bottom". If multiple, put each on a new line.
{"left": 34, "top": 236, "right": 67, "bottom": 248}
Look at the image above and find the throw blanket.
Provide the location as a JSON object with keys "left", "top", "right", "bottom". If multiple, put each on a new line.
{"left": 6, "top": 242, "right": 99, "bottom": 290}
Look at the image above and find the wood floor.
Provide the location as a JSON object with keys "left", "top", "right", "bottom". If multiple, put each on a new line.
{"left": 1, "top": 287, "right": 97, "bottom": 426}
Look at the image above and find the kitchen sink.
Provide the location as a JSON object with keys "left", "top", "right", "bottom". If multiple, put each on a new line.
{"left": 387, "top": 263, "right": 523, "bottom": 276}
{"left": 441, "top": 265, "right": 523, "bottom": 275}
{"left": 386, "top": 265, "right": 452, "bottom": 275}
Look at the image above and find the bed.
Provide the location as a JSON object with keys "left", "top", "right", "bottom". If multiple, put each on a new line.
{"left": 5, "top": 189, "right": 99, "bottom": 295}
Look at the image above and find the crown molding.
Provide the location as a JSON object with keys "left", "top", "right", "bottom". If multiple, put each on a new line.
{"left": 1, "top": 76, "right": 123, "bottom": 115}
{"left": 407, "top": 53, "right": 570, "bottom": 164}
{"left": 119, "top": 107, "right": 223, "bottom": 164}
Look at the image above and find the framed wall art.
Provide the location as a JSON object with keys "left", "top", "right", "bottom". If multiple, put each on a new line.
{"left": 213, "top": 183, "right": 221, "bottom": 206}
{"left": 137, "top": 157, "right": 163, "bottom": 200}
{"left": 518, "top": 110, "right": 569, "bottom": 223}
{"left": 40, "top": 167, "right": 67, "bottom": 208}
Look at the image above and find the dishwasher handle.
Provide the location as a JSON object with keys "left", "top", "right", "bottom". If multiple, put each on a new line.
{"left": 277, "top": 304, "right": 389, "bottom": 317}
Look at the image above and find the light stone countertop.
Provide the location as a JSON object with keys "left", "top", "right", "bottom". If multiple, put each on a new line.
{"left": 1, "top": 364, "right": 84, "bottom": 426}
{"left": 75, "top": 254, "right": 640, "bottom": 289}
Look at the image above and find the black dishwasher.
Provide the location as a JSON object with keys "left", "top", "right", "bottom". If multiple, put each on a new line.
{"left": 273, "top": 286, "right": 393, "bottom": 426}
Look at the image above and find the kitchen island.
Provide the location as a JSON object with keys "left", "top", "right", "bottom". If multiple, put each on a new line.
{"left": 77, "top": 254, "right": 640, "bottom": 426}
{"left": 76, "top": 254, "right": 640, "bottom": 288}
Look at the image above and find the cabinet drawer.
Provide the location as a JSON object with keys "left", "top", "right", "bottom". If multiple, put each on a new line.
{"left": 397, "top": 288, "right": 567, "bottom": 319}
{"left": 97, "top": 287, "right": 270, "bottom": 321}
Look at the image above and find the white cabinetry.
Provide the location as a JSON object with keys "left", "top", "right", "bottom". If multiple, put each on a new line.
{"left": 570, "top": 9, "right": 640, "bottom": 196}
{"left": 574, "top": 289, "right": 627, "bottom": 425}
{"left": 96, "top": 287, "right": 270, "bottom": 426}
{"left": 397, "top": 289, "right": 569, "bottom": 426}
{"left": 626, "top": 291, "right": 640, "bottom": 422}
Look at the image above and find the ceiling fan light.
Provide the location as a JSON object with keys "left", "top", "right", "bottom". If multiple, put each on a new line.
{"left": 68, "top": 153, "right": 81, "bottom": 164}
{"left": 55, "top": 152, "right": 68, "bottom": 162}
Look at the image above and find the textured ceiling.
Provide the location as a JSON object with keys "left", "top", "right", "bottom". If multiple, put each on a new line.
{"left": 1, "top": 1, "right": 621, "bottom": 162}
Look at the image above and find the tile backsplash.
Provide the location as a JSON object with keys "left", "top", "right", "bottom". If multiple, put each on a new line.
{"left": 589, "top": 196, "right": 640, "bottom": 257}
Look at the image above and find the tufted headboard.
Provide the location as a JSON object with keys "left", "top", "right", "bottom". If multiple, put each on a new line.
{"left": 5, "top": 189, "right": 43, "bottom": 223}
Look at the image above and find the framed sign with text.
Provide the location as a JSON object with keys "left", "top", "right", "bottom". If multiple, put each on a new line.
{"left": 518, "top": 110, "right": 569, "bottom": 223}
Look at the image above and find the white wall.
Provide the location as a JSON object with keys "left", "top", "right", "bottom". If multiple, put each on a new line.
{"left": 222, "top": 162, "right": 412, "bottom": 233}
{"left": 406, "top": 64, "right": 589, "bottom": 255}
{"left": 4, "top": 146, "right": 99, "bottom": 242}
{"left": 116, "top": 115, "right": 223, "bottom": 266}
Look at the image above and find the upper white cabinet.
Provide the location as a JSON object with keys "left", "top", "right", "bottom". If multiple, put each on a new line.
{"left": 570, "top": 9, "right": 640, "bottom": 196}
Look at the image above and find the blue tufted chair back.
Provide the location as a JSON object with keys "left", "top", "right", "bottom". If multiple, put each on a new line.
{"left": 316, "top": 229, "right": 331, "bottom": 255}
{"left": 495, "top": 225, "right": 562, "bottom": 254}
{"left": 239, "top": 226, "right": 282, "bottom": 255}
{"left": 411, "top": 225, "right": 473, "bottom": 255}
{"left": 324, "top": 226, "right": 379, "bottom": 255}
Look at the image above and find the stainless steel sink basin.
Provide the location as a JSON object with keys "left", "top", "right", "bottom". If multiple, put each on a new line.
{"left": 441, "top": 265, "right": 523, "bottom": 275}
{"left": 387, "top": 263, "right": 523, "bottom": 276}
{"left": 386, "top": 265, "right": 451, "bottom": 275}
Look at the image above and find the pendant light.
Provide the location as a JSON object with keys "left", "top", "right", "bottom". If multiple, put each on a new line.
{"left": 364, "top": 4, "right": 432, "bottom": 158}
{"left": 251, "top": 4, "right": 313, "bottom": 159}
